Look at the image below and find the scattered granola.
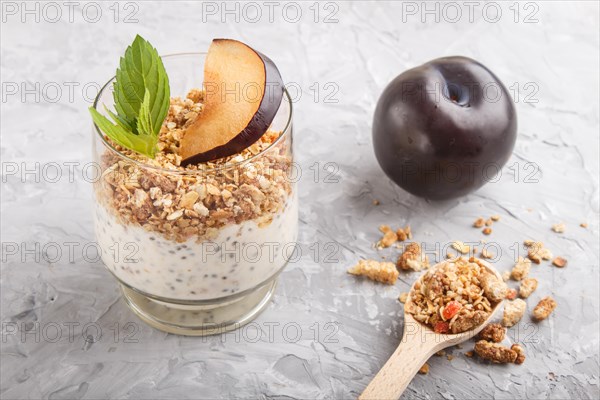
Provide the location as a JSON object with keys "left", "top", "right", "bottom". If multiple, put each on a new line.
{"left": 485, "top": 218, "right": 493, "bottom": 227}
{"left": 482, "top": 227, "right": 492, "bottom": 235}
{"left": 397, "top": 242, "right": 429, "bottom": 271}
{"left": 376, "top": 224, "right": 411, "bottom": 249}
{"left": 479, "top": 323, "right": 506, "bottom": 343}
{"left": 347, "top": 259, "right": 399, "bottom": 285}
{"left": 502, "top": 271, "right": 510, "bottom": 282}
{"left": 551, "top": 223, "right": 565, "bottom": 233}
{"left": 372, "top": 199, "right": 380, "bottom": 206}
{"left": 396, "top": 225, "right": 412, "bottom": 242}
{"left": 511, "top": 257, "right": 532, "bottom": 281}
{"left": 377, "top": 225, "right": 398, "bottom": 249}
{"left": 511, "top": 344, "right": 526, "bottom": 364}
{"left": 418, "top": 363, "right": 430, "bottom": 374}
{"left": 474, "top": 340, "right": 518, "bottom": 364}
{"left": 533, "top": 296, "right": 557, "bottom": 321}
{"left": 399, "top": 292, "right": 409, "bottom": 303}
{"left": 405, "top": 257, "right": 506, "bottom": 334}
{"left": 473, "top": 217, "right": 485, "bottom": 228}
{"left": 519, "top": 278, "right": 538, "bottom": 298}
{"left": 502, "top": 299, "right": 526, "bottom": 327}
{"left": 447, "top": 354, "right": 454, "bottom": 361}
{"left": 452, "top": 241, "right": 470, "bottom": 254}
{"left": 465, "top": 350, "right": 474, "bottom": 358}
{"left": 491, "top": 215, "right": 501, "bottom": 222}
{"left": 552, "top": 257, "right": 567, "bottom": 268}
{"left": 480, "top": 249, "right": 494, "bottom": 259}
{"left": 580, "top": 222, "right": 588, "bottom": 228}
{"left": 525, "top": 241, "right": 552, "bottom": 264}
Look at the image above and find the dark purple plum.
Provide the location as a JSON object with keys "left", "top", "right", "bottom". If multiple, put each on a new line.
{"left": 372, "top": 56, "right": 517, "bottom": 200}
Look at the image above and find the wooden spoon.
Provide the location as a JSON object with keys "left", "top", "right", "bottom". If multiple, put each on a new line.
{"left": 359, "top": 259, "right": 505, "bottom": 400}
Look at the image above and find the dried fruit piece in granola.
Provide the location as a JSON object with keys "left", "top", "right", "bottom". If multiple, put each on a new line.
{"left": 442, "top": 300, "right": 462, "bottom": 320}
{"left": 511, "top": 257, "right": 531, "bottom": 281}
{"left": 479, "top": 323, "right": 505, "bottom": 343}
{"left": 532, "top": 296, "right": 557, "bottom": 321}
{"left": 511, "top": 344, "right": 526, "bottom": 364}
{"left": 474, "top": 340, "right": 518, "bottom": 363}
{"left": 506, "top": 288, "right": 518, "bottom": 300}
{"left": 502, "top": 299, "right": 526, "bottom": 327}
{"left": 552, "top": 257, "right": 567, "bottom": 268}
{"left": 519, "top": 277, "right": 538, "bottom": 298}
{"left": 347, "top": 259, "right": 398, "bottom": 285}
{"left": 397, "top": 242, "right": 429, "bottom": 271}
{"left": 434, "top": 321, "right": 450, "bottom": 334}
{"left": 480, "top": 272, "right": 508, "bottom": 302}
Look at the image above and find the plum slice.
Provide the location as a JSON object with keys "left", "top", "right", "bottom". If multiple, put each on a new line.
{"left": 180, "top": 39, "right": 284, "bottom": 165}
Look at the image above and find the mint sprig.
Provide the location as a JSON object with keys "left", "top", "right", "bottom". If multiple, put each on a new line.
{"left": 89, "top": 35, "right": 170, "bottom": 158}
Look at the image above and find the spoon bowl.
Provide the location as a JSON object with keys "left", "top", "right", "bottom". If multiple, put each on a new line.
{"left": 359, "top": 258, "right": 505, "bottom": 400}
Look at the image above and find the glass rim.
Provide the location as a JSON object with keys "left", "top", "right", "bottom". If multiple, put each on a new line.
{"left": 92, "top": 52, "right": 293, "bottom": 175}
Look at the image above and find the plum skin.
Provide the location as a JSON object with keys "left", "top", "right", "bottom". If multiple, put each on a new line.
{"left": 372, "top": 56, "right": 517, "bottom": 200}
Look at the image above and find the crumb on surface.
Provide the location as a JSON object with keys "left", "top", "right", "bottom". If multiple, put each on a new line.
{"left": 511, "top": 257, "right": 532, "bottom": 281}
{"left": 372, "top": 199, "right": 380, "bottom": 206}
{"left": 418, "top": 363, "right": 430, "bottom": 374}
{"left": 482, "top": 227, "right": 492, "bottom": 235}
{"left": 551, "top": 223, "right": 565, "bottom": 233}
{"left": 473, "top": 217, "right": 485, "bottom": 228}
{"left": 397, "top": 242, "right": 429, "bottom": 271}
{"left": 347, "top": 259, "right": 398, "bottom": 285}
{"left": 533, "top": 296, "right": 557, "bottom": 321}
{"left": 580, "top": 222, "right": 588, "bottom": 228}
{"left": 502, "top": 299, "right": 527, "bottom": 327}
{"left": 519, "top": 277, "right": 538, "bottom": 298}
{"left": 399, "top": 292, "right": 409, "bottom": 303}
{"left": 452, "top": 241, "right": 470, "bottom": 254}
{"left": 552, "top": 256, "right": 567, "bottom": 268}
{"left": 512, "top": 344, "right": 526, "bottom": 365}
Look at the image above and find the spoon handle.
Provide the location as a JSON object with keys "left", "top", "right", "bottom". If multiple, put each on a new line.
{"left": 359, "top": 329, "right": 437, "bottom": 400}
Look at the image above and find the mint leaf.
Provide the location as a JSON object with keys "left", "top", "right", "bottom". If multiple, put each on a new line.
{"left": 89, "top": 35, "right": 169, "bottom": 158}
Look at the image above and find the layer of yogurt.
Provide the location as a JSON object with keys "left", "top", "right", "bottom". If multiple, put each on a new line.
{"left": 94, "top": 194, "right": 298, "bottom": 300}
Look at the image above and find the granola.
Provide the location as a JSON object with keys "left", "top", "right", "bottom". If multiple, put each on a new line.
{"left": 533, "top": 296, "right": 557, "bottom": 321}
{"left": 397, "top": 242, "right": 429, "bottom": 271}
{"left": 511, "top": 257, "right": 531, "bottom": 281}
{"left": 525, "top": 241, "right": 552, "bottom": 264}
{"left": 511, "top": 344, "right": 526, "bottom": 364}
{"left": 405, "top": 257, "right": 506, "bottom": 334}
{"left": 348, "top": 259, "right": 399, "bottom": 285}
{"left": 519, "top": 278, "right": 538, "bottom": 298}
{"left": 95, "top": 90, "right": 294, "bottom": 243}
{"left": 478, "top": 323, "right": 506, "bottom": 343}
{"left": 551, "top": 223, "right": 565, "bottom": 233}
{"left": 474, "top": 340, "right": 518, "bottom": 364}
{"left": 502, "top": 299, "right": 526, "bottom": 327}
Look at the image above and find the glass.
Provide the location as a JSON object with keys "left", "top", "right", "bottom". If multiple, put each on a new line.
{"left": 91, "top": 53, "right": 297, "bottom": 335}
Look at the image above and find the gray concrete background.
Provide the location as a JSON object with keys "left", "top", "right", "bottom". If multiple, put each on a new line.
{"left": 1, "top": 1, "right": 599, "bottom": 399}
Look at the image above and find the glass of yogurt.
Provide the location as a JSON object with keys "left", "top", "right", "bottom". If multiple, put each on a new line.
{"left": 91, "top": 53, "right": 297, "bottom": 335}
